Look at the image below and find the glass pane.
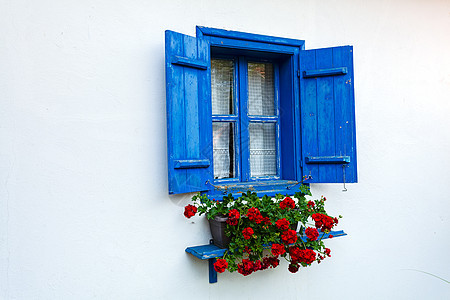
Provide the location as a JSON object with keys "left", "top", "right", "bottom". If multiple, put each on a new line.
{"left": 211, "top": 59, "right": 234, "bottom": 115}
{"left": 248, "top": 62, "right": 275, "bottom": 116}
{"left": 249, "top": 123, "right": 277, "bottom": 177}
{"left": 213, "top": 122, "right": 235, "bottom": 179}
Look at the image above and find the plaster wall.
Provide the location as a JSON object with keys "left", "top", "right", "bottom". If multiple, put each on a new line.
{"left": 1, "top": 0, "right": 449, "bottom": 299}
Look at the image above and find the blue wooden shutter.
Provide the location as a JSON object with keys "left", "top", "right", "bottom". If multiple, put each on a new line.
{"left": 165, "top": 30, "right": 213, "bottom": 194}
{"left": 299, "top": 46, "right": 357, "bottom": 183}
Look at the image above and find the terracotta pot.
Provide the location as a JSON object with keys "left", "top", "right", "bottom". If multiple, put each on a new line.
{"left": 208, "top": 215, "right": 231, "bottom": 248}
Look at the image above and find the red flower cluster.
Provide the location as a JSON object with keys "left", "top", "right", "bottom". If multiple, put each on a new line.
{"left": 307, "top": 200, "right": 315, "bottom": 208}
{"left": 271, "top": 243, "right": 286, "bottom": 256}
{"left": 226, "top": 209, "right": 240, "bottom": 226}
{"left": 279, "top": 197, "right": 296, "bottom": 209}
{"left": 289, "top": 247, "right": 316, "bottom": 265}
{"left": 242, "top": 227, "right": 254, "bottom": 240}
{"left": 288, "top": 263, "right": 299, "bottom": 273}
{"left": 213, "top": 258, "right": 228, "bottom": 273}
{"left": 262, "top": 217, "right": 272, "bottom": 225}
{"left": 237, "top": 256, "right": 281, "bottom": 276}
{"left": 275, "top": 218, "right": 290, "bottom": 231}
{"left": 263, "top": 256, "right": 280, "bottom": 269}
{"left": 312, "top": 213, "right": 337, "bottom": 232}
{"left": 305, "top": 227, "right": 319, "bottom": 241}
{"left": 237, "top": 259, "right": 255, "bottom": 276}
{"left": 247, "top": 207, "right": 263, "bottom": 224}
{"left": 183, "top": 204, "right": 197, "bottom": 218}
{"left": 324, "top": 248, "right": 331, "bottom": 257}
{"left": 281, "top": 229, "right": 298, "bottom": 244}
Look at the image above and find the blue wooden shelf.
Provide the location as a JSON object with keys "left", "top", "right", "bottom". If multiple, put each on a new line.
{"left": 185, "top": 230, "right": 347, "bottom": 283}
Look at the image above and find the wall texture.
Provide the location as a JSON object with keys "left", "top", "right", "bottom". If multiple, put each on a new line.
{"left": 1, "top": 0, "right": 449, "bottom": 299}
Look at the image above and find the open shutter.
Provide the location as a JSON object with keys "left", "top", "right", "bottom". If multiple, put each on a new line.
{"left": 165, "top": 30, "right": 213, "bottom": 194}
{"left": 299, "top": 46, "right": 357, "bottom": 183}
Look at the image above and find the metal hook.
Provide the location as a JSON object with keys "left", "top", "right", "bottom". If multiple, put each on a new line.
{"left": 342, "top": 165, "right": 347, "bottom": 192}
{"left": 302, "top": 171, "right": 313, "bottom": 182}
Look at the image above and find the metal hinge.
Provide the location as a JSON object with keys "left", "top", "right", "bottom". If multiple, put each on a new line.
{"left": 297, "top": 70, "right": 301, "bottom": 77}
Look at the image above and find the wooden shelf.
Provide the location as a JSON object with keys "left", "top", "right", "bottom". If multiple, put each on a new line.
{"left": 185, "top": 229, "right": 347, "bottom": 283}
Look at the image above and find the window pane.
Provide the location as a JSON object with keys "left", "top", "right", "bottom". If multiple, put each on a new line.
{"left": 213, "top": 122, "right": 235, "bottom": 179}
{"left": 211, "top": 59, "right": 234, "bottom": 115}
{"left": 249, "top": 123, "right": 276, "bottom": 177}
{"left": 248, "top": 62, "right": 274, "bottom": 116}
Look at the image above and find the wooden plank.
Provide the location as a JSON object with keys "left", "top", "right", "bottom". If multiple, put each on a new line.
{"left": 174, "top": 159, "right": 210, "bottom": 169}
{"left": 305, "top": 156, "right": 350, "bottom": 164}
{"left": 166, "top": 31, "right": 186, "bottom": 193}
{"left": 185, "top": 244, "right": 227, "bottom": 260}
{"left": 316, "top": 48, "right": 337, "bottom": 182}
{"left": 209, "top": 258, "right": 218, "bottom": 283}
{"left": 197, "top": 26, "right": 305, "bottom": 47}
{"left": 303, "top": 67, "right": 347, "bottom": 78}
{"left": 183, "top": 34, "right": 201, "bottom": 191}
{"left": 333, "top": 47, "right": 347, "bottom": 182}
{"left": 185, "top": 230, "right": 347, "bottom": 259}
{"left": 171, "top": 55, "right": 208, "bottom": 69}
{"left": 300, "top": 49, "right": 319, "bottom": 182}
{"left": 343, "top": 46, "right": 357, "bottom": 182}
{"left": 332, "top": 46, "right": 357, "bottom": 183}
{"left": 197, "top": 37, "right": 214, "bottom": 186}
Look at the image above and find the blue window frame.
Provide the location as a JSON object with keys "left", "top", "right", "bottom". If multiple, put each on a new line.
{"left": 165, "top": 27, "right": 357, "bottom": 197}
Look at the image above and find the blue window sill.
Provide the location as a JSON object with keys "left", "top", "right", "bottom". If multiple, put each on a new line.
{"left": 204, "top": 180, "right": 308, "bottom": 200}
{"left": 185, "top": 229, "right": 347, "bottom": 283}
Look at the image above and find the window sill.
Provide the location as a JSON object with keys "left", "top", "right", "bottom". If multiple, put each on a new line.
{"left": 205, "top": 180, "right": 307, "bottom": 199}
{"left": 186, "top": 229, "right": 347, "bottom": 283}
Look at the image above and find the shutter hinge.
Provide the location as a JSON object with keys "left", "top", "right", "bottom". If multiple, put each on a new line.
{"left": 297, "top": 70, "right": 301, "bottom": 77}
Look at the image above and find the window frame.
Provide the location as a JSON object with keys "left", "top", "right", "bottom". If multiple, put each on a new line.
{"left": 197, "top": 27, "right": 304, "bottom": 198}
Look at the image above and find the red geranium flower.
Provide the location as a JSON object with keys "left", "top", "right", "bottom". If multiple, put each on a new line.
{"left": 237, "top": 259, "right": 255, "bottom": 276}
{"left": 183, "top": 204, "right": 197, "bottom": 218}
{"left": 271, "top": 243, "right": 286, "bottom": 256}
{"left": 213, "top": 258, "right": 228, "bottom": 273}
{"left": 227, "top": 209, "right": 240, "bottom": 226}
{"left": 305, "top": 227, "right": 319, "bottom": 241}
{"left": 312, "top": 213, "right": 337, "bottom": 232}
{"left": 247, "top": 207, "right": 263, "bottom": 224}
{"left": 275, "top": 218, "right": 290, "bottom": 231}
{"left": 290, "top": 248, "right": 316, "bottom": 265}
{"left": 307, "top": 200, "right": 315, "bottom": 208}
{"left": 262, "top": 257, "right": 279, "bottom": 270}
{"left": 252, "top": 260, "right": 262, "bottom": 272}
{"left": 324, "top": 248, "right": 331, "bottom": 257}
{"left": 279, "top": 196, "right": 295, "bottom": 209}
{"left": 281, "top": 229, "right": 298, "bottom": 244}
{"left": 242, "top": 227, "right": 254, "bottom": 240}
{"left": 288, "top": 263, "right": 299, "bottom": 273}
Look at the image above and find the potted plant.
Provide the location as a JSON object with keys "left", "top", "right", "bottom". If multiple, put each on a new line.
{"left": 183, "top": 185, "right": 342, "bottom": 276}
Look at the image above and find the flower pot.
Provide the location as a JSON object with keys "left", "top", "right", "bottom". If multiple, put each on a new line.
{"left": 290, "top": 221, "right": 299, "bottom": 232}
{"left": 208, "top": 215, "right": 231, "bottom": 248}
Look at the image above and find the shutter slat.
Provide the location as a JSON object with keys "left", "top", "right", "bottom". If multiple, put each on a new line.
{"left": 171, "top": 55, "right": 208, "bottom": 69}
{"left": 316, "top": 48, "right": 337, "bottom": 181}
{"left": 303, "top": 67, "right": 347, "bottom": 78}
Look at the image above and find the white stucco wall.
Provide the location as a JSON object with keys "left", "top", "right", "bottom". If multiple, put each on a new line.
{"left": 1, "top": 0, "right": 449, "bottom": 299}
